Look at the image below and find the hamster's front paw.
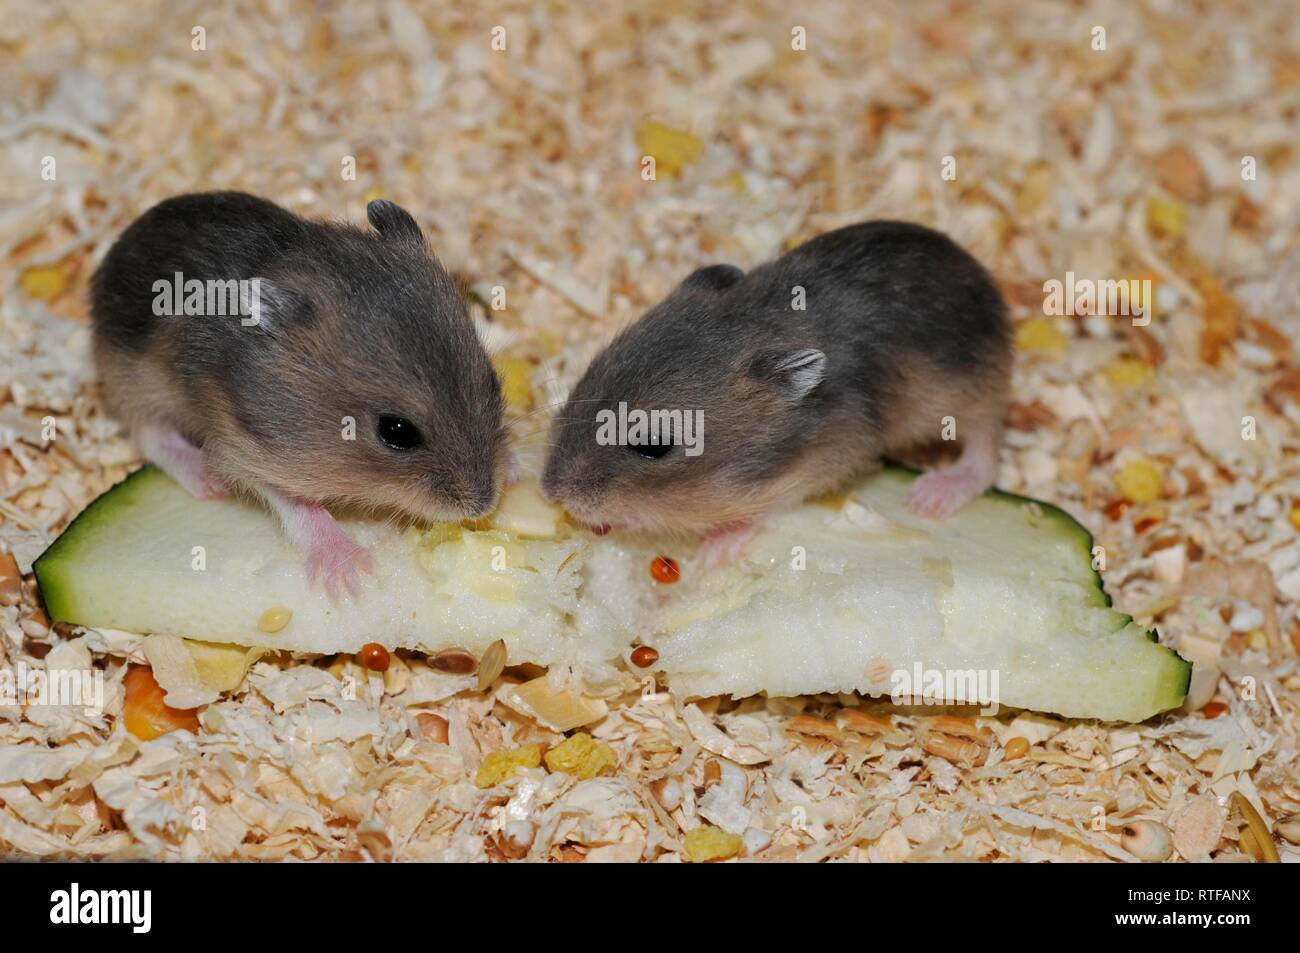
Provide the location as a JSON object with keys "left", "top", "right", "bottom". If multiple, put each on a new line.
{"left": 905, "top": 467, "right": 983, "bottom": 519}
{"left": 695, "top": 520, "right": 757, "bottom": 570}
{"left": 304, "top": 527, "right": 376, "bottom": 600}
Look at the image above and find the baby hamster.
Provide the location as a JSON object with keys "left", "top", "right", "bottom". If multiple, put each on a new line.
{"left": 540, "top": 221, "right": 1011, "bottom": 558}
{"left": 91, "top": 191, "right": 507, "bottom": 596}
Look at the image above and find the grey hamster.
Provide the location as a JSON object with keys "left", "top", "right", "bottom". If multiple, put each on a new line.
{"left": 540, "top": 221, "right": 1011, "bottom": 546}
{"left": 90, "top": 191, "right": 507, "bottom": 595}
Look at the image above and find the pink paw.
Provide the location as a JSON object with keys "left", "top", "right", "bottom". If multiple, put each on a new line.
{"left": 305, "top": 530, "right": 375, "bottom": 600}
{"left": 697, "top": 520, "right": 757, "bottom": 569}
{"left": 184, "top": 470, "right": 229, "bottom": 500}
{"left": 905, "top": 467, "right": 983, "bottom": 519}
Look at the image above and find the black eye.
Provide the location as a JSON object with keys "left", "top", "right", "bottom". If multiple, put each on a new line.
{"left": 625, "top": 440, "right": 673, "bottom": 460}
{"left": 377, "top": 415, "right": 422, "bottom": 450}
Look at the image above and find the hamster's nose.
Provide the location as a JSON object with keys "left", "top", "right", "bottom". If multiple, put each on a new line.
{"left": 464, "top": 482, "right": 498, "bottom": 519}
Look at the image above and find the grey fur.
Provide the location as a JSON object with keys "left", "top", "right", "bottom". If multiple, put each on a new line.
{"left": 91, "top": 191, "right": 506, "bottom": 520}
{"left": 541, "top": 220, "right": 1011, "bottom": 531}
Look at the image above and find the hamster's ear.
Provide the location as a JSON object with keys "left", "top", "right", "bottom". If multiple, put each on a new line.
{"left": 751, "top": 347, "right": 826, "bottom": 401}
{"left": 367, "top": 199, "right": 427, "bottom": 248}
{"left": 681, "top": 264, "right": 744, "bottom": 293}
{"left": 240, "top": 278, "right": 311, "bottom": 332}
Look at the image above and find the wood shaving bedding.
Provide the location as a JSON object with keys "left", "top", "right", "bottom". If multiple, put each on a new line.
{"left": 2, "top": 0, "right": 1299, "bottom": 862}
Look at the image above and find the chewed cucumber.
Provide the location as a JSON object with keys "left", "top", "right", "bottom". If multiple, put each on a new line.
{"left": 33, "top": 465, "right": 1190, "bottom": 722}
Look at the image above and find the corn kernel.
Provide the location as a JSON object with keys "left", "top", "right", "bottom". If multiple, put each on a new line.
{"left": 1015, "top": 317, "right": 1067, "bottom": 355}
{"left": 543, "top": 732, "right": 617, "bottom": 780}
{"left": 19, "top": 265, "right": 68, "bottom": 302}
{"left": 1147, "top": 195, "right": 1186, "bottom": 237}
{"left": 716, "top": 169, "right": 747, "bottom": 194}
{"left": 1102, "top": 358, "right": 1153, "bottom": 388}
{"left": 1015, "top": 162, "right": 1053, "bottom": 217}
{"left": 635, "top": 120, "right": 702, "bottom": 177}
{"left": 684, "top": 825, "right": 744, "bottom": 862}
{"left": 493, "top": 356, "right": 534, "bottom": 412}
{"left": 257, "top": 606, "right": 292, "bottom": 633}
{"left": 1115, "top": 458, "right": 1164, "bottom": 505}
{"left": 122, "top": 665, "right": 202, "bottom": 741}
{"left": 474, "top": 743, "right": 541, "bottom": 788}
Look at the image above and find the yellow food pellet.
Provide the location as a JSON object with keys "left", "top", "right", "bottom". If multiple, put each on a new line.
{"left": 1015, "top": 162, "right": 1054, "bottom": 217}
{"left": 19, "top": 265, "right": 68, "bottom": 302}
{"left": 716, "top": 169, "right": 747, "bottom": 194}
{"left": 683, "top": 825, "right": 744, "bottom": 863}
{"left": 1247, "top": 630, "right": 1268, "bottom": 651}
{"left": 1015, "top": 317, "right": 1067, "bottom": 355}
{"left": 543, "top": 732, "right": 617, "bottom": 780}
{"left": 1288, "top": 505, "right": 1300, "bottom": 531}
{"left": 1003, "top": 736, "right": 1030, "bottom": 760}
{"left": 1147, "top": 195, "right": 1186, "bottom": 238}
{"left": 493, "top": 356, "right": 534, "bottom": 412}
{"left": 635, "top": 120, "right": 702, "bottom": 177}
{"left": 257, "top": 606, "right": 292, "bottom": 633}
{"left": 474, "top": 743, "right": 541, "bottom": 788}
{"left": 1115, "top": 458, "right": 1164, "bottom": 505}
{"left": 1102, "top": 358, "right": 1154, "bottom": 388}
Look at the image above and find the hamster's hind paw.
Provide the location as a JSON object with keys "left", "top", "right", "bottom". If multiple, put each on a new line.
{"left": 304, "top": 528, "right": 376, "bottom": 601}
{"left": 905, "top": 467, "right": 985, "bottom": 519}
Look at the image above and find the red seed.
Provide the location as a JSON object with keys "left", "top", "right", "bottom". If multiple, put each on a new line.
{"left": 631, "top": 645, "right": 660, "bottom": 668}
{"left": 650, "top": 556, "right": 680, "bottom": 584}
{"left": 359, "top": 643, "right": 391, "bottom": 672}
{"left": 1104, "top": 499, "right": 1131, "bottom": 521}
{"left": 1202, "top": 700, "right": 1228, "bottom": 719}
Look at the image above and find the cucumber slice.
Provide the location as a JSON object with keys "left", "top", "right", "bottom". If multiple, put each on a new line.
{"left": 34, "top": 466, "right": 610, "bottom": 667}
{"left": 34, "top": 465, "right": 1190, "bottom": 722}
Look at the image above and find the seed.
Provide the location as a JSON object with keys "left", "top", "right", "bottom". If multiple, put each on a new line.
{"left": 1004, "top": 736, "right": 1030, "bottom": 760}
{"left": 1202, "top": 700, "right": 1228, "bottom": 718}
{"left": 415, "top": 712, "right": 449, "bottom": 745}
{"left": 257, "top": 606, "right": 292, "bottom": 633}
{"left": 0, "top": 551, "right": 22, "bottom": 606}
{"left": 650, "top": 556, "right": 680, "bottom": 584}
{"left": 929, "top": 715, "right": 994, "bottom": 746}
{"left": 921, "top": 733, "right": 986, "bottom": 766}
{"left": 359, "top": 643, "right": 390, "bottom": 672}
{"left": 702, "top": 758, "right": 722, "bottom": 788}
{"left": 1104, "top": 499, "right": 1131, "bottom": 521}
{"left": 837, "top": 710, "right": 893, "bottom": 735}
{"left": 430, "top": 648, "right": 477, "bottom": 675}
{"left": 631, "top": 645, "right": 659, "bottom": 668}
{"left": 477, "top": 638, "right": 507, "bottom": 691}
{"left": 1121, "top": 819, "right": 1173, "bottom": 862}
{"left": 1230, "top": 792, "right": 1280, "bottom": 864}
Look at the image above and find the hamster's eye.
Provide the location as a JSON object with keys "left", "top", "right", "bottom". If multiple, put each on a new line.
{"left": 625, "top": 440, "right": 674, "bottom": 460}
{"left": 377, "top": 415, "right": 423, "bottom": 450}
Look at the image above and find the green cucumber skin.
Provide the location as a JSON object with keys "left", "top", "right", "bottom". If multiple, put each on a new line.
{"left": 33, "top": 465, "right": 162, "bottom": 623}
{"left": 32, "top": 462, "right": 1193, "bottom": 715}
